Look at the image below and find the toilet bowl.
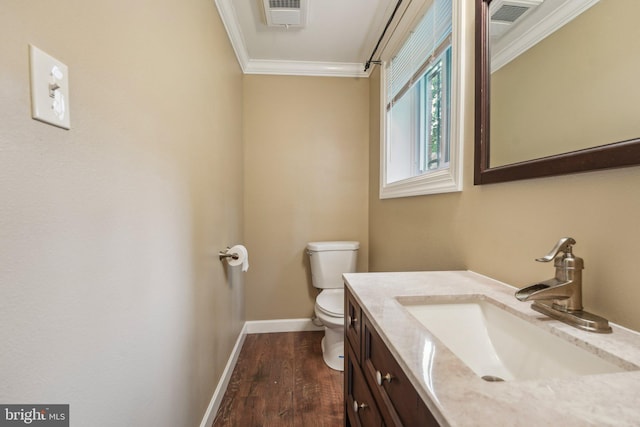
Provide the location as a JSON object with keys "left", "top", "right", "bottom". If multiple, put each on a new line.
{"left": 307, "top": 241, "right": 359, "bottom": 371}
{"left": 315, "top": 288, "right": 345, "bottom": 370}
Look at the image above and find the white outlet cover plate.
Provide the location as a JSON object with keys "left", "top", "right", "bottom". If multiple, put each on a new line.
{"left": 29, "top": 44, "right": 71, "bottom": 130}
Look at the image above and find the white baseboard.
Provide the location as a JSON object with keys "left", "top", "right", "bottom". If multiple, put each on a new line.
{"left": 199, "top": 323, "right": 248, "bottom": 427}
{"left": 245, "top": 318, "right": 324, "bottom": 334}
{"left": 199, "top": 318, "right": 323, "bottom": 426}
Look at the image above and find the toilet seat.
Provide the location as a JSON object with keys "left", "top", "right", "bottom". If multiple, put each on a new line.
{"left": 315, "top": 289, "right": 344, "bottom": 317}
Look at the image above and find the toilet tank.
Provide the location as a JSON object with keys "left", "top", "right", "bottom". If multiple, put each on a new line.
{"left": 307, "top": 241, "right": 359, "bottom": 289}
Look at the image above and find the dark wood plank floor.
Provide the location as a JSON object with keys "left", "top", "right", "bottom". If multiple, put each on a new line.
{"left": 213, "top": 331, "right": 344, "bottom": 427}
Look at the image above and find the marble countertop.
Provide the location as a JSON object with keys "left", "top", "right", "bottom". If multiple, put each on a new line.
{"left": 343, "top": 271, "right": 640, "bottom": 427}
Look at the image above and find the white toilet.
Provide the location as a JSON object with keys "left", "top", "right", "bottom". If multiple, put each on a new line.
{"left": 306, "top": 241, "right": 359, "bottom": 371}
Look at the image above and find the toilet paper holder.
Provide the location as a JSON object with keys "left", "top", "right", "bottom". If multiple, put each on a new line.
{"left": 218, "top": 248, "right": 239, "bottom": 261}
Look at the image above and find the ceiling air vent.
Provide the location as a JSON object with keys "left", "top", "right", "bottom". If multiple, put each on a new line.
{"left": 490, "top": 0, "right": 543, "bottom": 38}
{"left": 262, "top": 0, "right": 309, "bottom": 28}
{"left": 492, "top": 4, "right": 530, "bottom": 23}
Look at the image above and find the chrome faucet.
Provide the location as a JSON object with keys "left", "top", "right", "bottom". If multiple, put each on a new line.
{"left": 515, "top": 237, "right": 611, "bottom": 333}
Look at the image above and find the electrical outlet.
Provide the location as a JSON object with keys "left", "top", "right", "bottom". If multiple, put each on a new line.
{"left": 29, "top": 45, "right": 71, "bottom": 130}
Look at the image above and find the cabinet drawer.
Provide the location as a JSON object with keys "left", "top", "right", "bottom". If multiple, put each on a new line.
{"left": 363, "top": 315, "right": 438, "bottom": 426}
{"left": 345, "top": 340, "right": 384, "bottom": 427}
{"left": 345, "top": 287, "right": 362, "bottom": 362}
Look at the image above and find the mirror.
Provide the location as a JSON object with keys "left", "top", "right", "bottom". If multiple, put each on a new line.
{"left": 475, "top": 0, "right": 640, "bottom": 185}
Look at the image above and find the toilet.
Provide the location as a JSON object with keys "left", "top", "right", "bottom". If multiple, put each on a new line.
{"left": 306, "top": 241, "right": 359, "bottom": 371}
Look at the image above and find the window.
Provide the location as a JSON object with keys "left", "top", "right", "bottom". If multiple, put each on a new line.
{"left": 380, "top": 0, "right": 466, "bottom": 198}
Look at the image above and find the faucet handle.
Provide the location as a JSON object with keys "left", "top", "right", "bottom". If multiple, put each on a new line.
{"left": 536, "top": 237, "right": 576, "bottom": 262}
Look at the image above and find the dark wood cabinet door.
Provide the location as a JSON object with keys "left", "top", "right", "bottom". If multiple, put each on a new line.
{"left": 345, "top": 288, "right": 362, "bottom": 362}
{"left": 345, "top": 340, "right": 384, "bottom": 427}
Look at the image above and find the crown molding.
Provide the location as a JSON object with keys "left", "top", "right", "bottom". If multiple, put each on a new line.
{"left": 215, "top": 0, "right": 250, "bottom": 70}
{"left": 244, "top": 59, "right": 369, "bottom": 78}
{"left": 214, "top": 0, "right": 370, "bottom": 78}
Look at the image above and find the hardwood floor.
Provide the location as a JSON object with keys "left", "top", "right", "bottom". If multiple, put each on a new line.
{"left": 213, "top": 331, "right": 344, "bottom": 427}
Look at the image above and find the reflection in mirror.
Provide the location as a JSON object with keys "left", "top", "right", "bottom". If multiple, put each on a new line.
{"left": 490, "top": 0, "right": 640, "bottom": 167}
{"left": 474, "top": 0, "right": 640, "bottom": 185}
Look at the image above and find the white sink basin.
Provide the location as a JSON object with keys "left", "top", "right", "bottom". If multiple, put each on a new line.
{"left": 399, "top": 296, "right": 631, "bottom": 381}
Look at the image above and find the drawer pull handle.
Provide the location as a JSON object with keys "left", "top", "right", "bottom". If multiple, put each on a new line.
{"left": 376, "top": 370, "right": 393, "bottom": 385}
{"left": 353, "top": 400, "right": 368, "bottom": 413}
{"left": 348, "top": 315, "right": 358, "bottom": 326}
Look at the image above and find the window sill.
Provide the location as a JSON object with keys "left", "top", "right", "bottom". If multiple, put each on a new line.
{"left": 379, "top": 167, "right": 462, "bottom": 199}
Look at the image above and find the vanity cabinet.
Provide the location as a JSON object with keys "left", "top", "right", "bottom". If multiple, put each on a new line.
{"left": 345, "top": 288, "right": 439, "bottom": 427}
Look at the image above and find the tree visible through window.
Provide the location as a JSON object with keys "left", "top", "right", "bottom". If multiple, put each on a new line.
{"left": 417, "top": 49, "right": 451, "bottom": 174}
{"left": 428, "top": 61, "right": 443, "bottom": 170}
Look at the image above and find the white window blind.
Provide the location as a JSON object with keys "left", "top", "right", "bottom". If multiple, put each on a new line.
{"left": 386, "top": 0, "right": 453, "bottom": 107}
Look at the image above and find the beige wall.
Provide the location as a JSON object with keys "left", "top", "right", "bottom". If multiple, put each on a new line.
{"left": 369, "top": 0, "right": 640, "bottom": 332}
{"left": 491, "top": 0, "right": 640, "bottom": 166}
{"left": 0, "top": 1, "right": 243, "bottom": 426}
{"left": 243, "top": 75, "right": 369, "bottom": 320}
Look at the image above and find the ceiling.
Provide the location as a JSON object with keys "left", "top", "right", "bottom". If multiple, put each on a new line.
{"left": 215, "top": 0, "right": 395, "bottom": 77}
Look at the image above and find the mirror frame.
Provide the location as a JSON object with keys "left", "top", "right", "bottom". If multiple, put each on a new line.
{"left": 474, "top": 0, "right": 640, "bottom": 185}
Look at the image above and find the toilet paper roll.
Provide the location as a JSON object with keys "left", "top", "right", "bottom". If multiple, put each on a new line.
{"left": 227, "top": 244, "right": 249, "bottom": 272}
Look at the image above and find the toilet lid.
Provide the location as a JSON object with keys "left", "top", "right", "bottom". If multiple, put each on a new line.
{"left": 316, "top": 289, "right": 344, "bottom": 317}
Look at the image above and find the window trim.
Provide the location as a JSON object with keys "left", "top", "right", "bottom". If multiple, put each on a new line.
{"left": 379, "top": 0, "right": 467, "bottom": 199}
